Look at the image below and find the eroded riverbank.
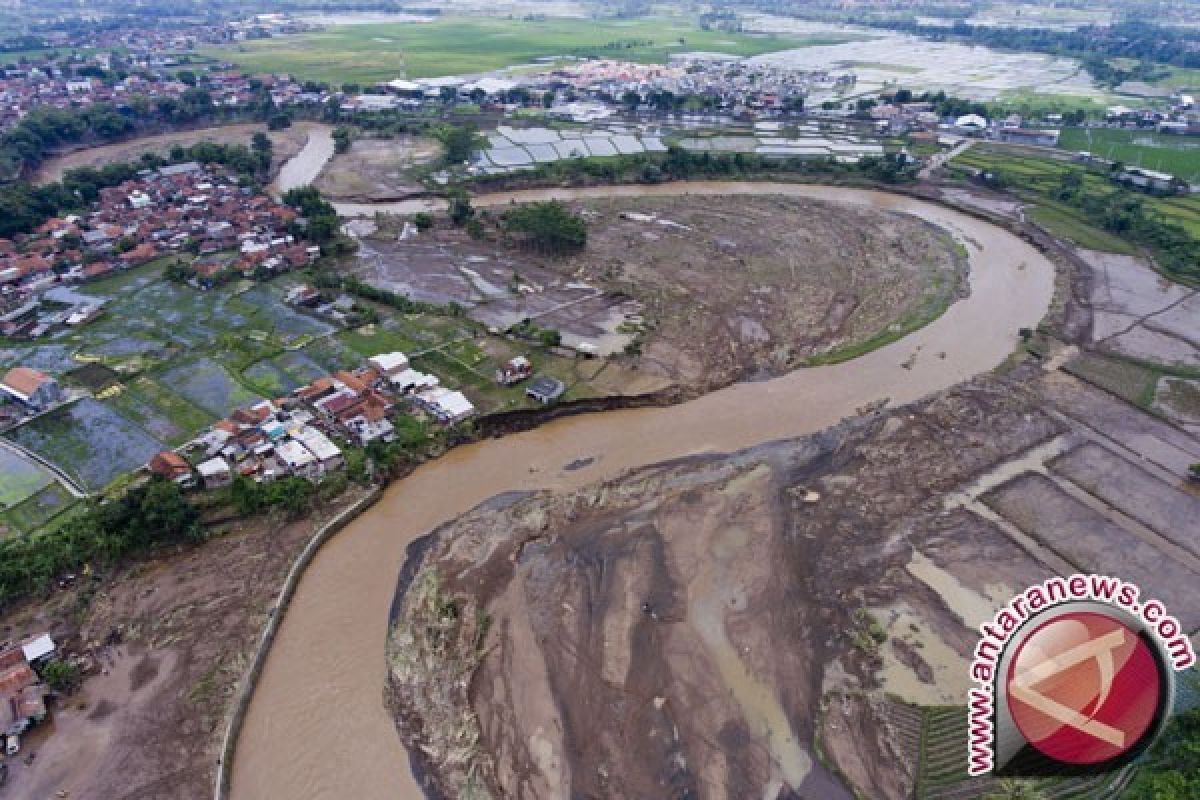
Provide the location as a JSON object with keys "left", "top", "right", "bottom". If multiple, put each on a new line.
{"left": 229, "top": 184, "right": 1055, "bottom": 800}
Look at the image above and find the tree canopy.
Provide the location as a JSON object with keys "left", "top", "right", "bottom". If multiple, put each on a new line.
{"left": 504, "top": 201, "right": 588, "bottom": 256}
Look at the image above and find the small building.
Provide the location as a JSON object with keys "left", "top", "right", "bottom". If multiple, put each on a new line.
{"left": 496, "top": 356, "right": 532, "bottom": 386}
{"left": 995, "top": 128, "right": 1060, "bottom": 147}
{"left": 196, "top": 457, "right": 233, "bottom": 489}
{"left": 0, "top": 367, "right": 63, "bottom": 411}
{"left": 276, "top": 439, "right": 319, "bottom": 479}
{"left": 292, "top": 427, "right": 344, "bottom": 474}
{"left": 415, "top": 387, "right": 475, "bottom": 425}
{"left": 368, "top": 352, "right": 410, "bottom": 377}
{"left": 526, "top": 376, "right": 566, "bottom": 405}
{"left": 1117, "top": 166, "right": 1178, "bottom": 192}
{"left": 19, "top": 634, "right": 54, "bottom": 665}
{"left": 954, "top": 113, "right": 988, "bottom": 133}
{"left": 148, "top": 451, "right": 195, "bottom": 487}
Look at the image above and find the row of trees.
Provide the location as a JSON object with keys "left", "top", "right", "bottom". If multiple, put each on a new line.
{"left": 0, "top": 479, "right": 201, "bottom": 609}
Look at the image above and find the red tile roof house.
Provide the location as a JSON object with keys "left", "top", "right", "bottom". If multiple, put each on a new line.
{"left": 0, "top": 645, "right": 48, "bottom": 736}
{"left": 147, "top": 450, "right": 195, "bottom": 487}
{"left": 0, "top": 367, "right": 64, "bottom": 411}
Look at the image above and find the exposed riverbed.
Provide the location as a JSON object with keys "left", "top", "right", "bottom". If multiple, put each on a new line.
{"left": 234, "top": 141, "right": 1055, "bottom": 800}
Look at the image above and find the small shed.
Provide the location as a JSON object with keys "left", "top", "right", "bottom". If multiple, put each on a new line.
{"left": 526, "top": 376, "right": 566, "bottom": 405}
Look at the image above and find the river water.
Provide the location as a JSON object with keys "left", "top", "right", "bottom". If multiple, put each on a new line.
{"left": 235, "top": 138, "right": 1055, "bottom": 800}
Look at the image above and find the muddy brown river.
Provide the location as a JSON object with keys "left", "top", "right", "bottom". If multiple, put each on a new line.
{"left": 234, "top": 136, "right": 1055, "bottom": 799}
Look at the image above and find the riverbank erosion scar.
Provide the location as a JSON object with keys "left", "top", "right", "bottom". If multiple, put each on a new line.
{"left": 227, "top": 186, "right": 1055, "bottom": 800}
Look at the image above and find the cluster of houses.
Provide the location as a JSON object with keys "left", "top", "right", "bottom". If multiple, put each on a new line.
{"left": 149, "top": 351, "right": 478, "bottom": 490}
{"left": 0, "top": 634, "right": 56, "bottom": 756}
{"left": 0, "top": 47, "right": 332, "bottom": 131}
{"left": 0, "top": 161, "right": 317, "bottom": 339}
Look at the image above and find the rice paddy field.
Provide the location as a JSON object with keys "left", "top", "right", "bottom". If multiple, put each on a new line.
{"left": 203, "top": 16, "right": 856, "bottom": 84}
{"left": 6, "top": 399, "right": 164, "bottom": 492}
{"left": 0, "top": 446, "right": 56, "bottom": 511}
{"left": 1057, "top": 128, "right": 1200, "bottom": 183}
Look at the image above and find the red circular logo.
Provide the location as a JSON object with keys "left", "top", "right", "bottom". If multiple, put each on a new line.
{"left": 1006, "top": 611, "right": 1163, "bottom": 765}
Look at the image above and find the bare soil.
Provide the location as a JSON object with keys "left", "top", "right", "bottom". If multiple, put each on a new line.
{"left": 314, "top": 136, "right": 440, "bottom": 201}
{"left": 386, "top": 355, "right": 1200, "bottom": 799}
{"left": 355, "top": 194, "right": 967, "bottom": 393}
{"left": 0, "top": 489, "right": 372, "bottom": 800}
{"left": 32, "top": 122, "right": 320, "bottom": 185}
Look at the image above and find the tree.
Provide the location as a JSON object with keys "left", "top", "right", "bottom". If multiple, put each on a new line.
{"left": 542, "top": 90, "right": 555, "bottom": 109}
{"left": 176, "top": 69, "right": 197, "bottom": 86}
{"left": 413, "top": 212, "right": 433, "bottom": 231}
{"left": 1123, "top": 705, "right": 1200, "bottom": 799}
{"left": 332, "top": 126, "right": 352, "bottom": 154}
{"left": 435, "top": 124, "right": 482, "bottom": 166}
{"left": 251, "top": 131, "right": 272, "bottom": 155}
{"left": 447, "top": 187, "right": 474, "bottom": 226}
{"left": 504, "top": 201, "right": 587, "bottom": 256}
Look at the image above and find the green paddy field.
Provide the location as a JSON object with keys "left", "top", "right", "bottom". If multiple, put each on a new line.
{"left": 204, "top": 16, "right": 860, "bottom": 84}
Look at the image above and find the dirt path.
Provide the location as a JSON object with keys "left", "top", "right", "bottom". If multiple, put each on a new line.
{"left": 229, "top": 185, "right": 1056, "bottom": 800}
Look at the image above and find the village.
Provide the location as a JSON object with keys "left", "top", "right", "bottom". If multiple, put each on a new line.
{"left": 0, "top": 160, "right": 316, "bottom": 343}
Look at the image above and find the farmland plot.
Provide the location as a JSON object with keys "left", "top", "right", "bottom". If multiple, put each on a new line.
{"left": 161, "top": 358, "right": 264, "bottom": 418}
{"left": 6, "top": 399, "right": 165, "bottom": 491}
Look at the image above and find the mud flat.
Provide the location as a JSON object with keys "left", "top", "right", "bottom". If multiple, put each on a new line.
{"left": 229, "top": 184, "right": 1056, "bottom": 800}
{"left": 313, "top": 136, "right": 440, "bottom": 201}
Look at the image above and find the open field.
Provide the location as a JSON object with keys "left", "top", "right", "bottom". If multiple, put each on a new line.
{"left": 1151, "top": 66, "right": 1200, "bottom": 91}
{"left": 1058, "top": 127, "right": 1200, "bottom": 182}
{"left": 203, "top": 16, "right": 859, "bottom": 84}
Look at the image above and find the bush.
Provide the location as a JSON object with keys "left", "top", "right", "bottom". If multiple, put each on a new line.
{"left": 413, "top": 212, "right": 433, "bottom": 231}
{"left": 41, "top": 659, "right": 82, "bottom": 693}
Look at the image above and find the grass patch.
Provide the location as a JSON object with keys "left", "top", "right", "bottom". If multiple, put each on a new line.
{"left": 1025, "top": 203, "right": 1139, "bottom": 253}
{"left": 202, "top": 16, "right": 863, "bottom": 84}
{"left": 1057, "top": 128, "right": 1200, "bottom": 182}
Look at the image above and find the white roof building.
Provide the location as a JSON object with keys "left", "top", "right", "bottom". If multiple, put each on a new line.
{"left": 955, "top": 114, "right": 988, "bottom": 130}
{"left": 417, "top": 387, "right": 475, "bottom": 424}
{"left": 276, "top": 440, "right": 317, "bottom": 475}
{"left": 21, "top": 634, "right": 55, "bottom": 663}
{"left": 293, "top": 427, "right": 343, "bottom": 467}
{"left": 197, "top": 457, "right": 232, "bottom": 482}
{"left": 388, "top": 368, "right": 439, "bottom": 393}
{"left": 368, "top": 352, "right": 409, "bottom": 376}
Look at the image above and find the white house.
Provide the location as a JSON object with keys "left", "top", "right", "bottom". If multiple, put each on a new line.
{"left": 196, "top": 457, "right": 233, "bottom": 489}
{"left": 368, "top": 352, "right": 409, "bottom": 377}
